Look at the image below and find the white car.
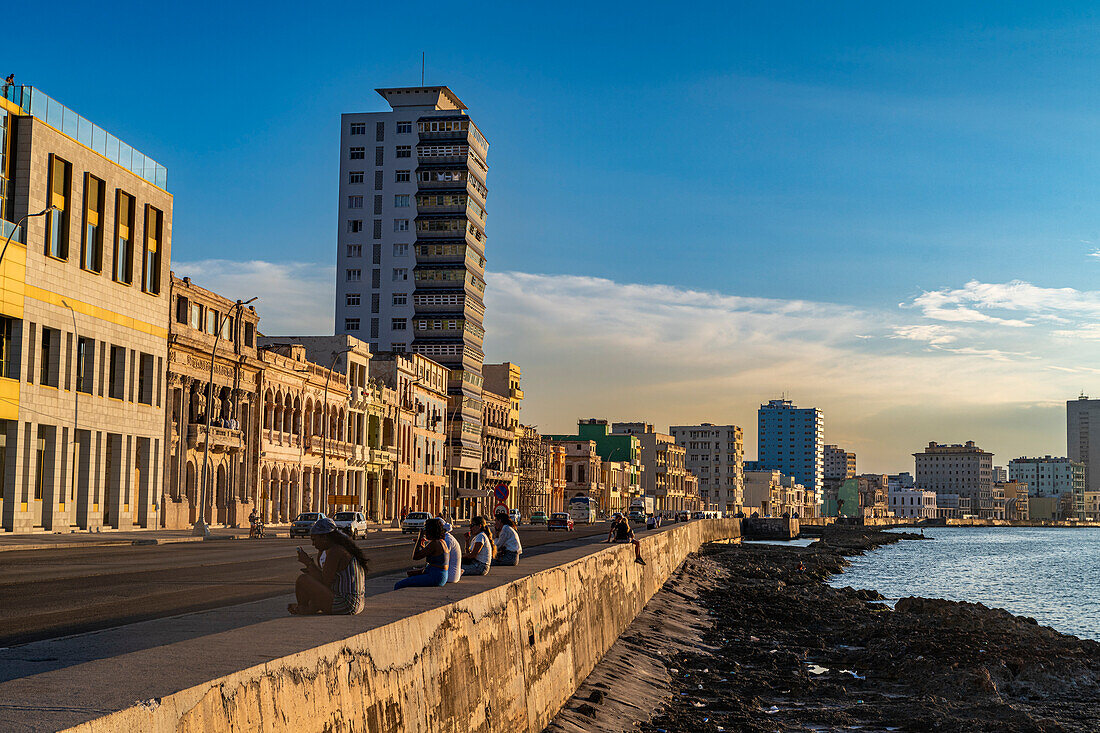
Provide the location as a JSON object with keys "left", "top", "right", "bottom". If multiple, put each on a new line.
{"left": 332, "top": 511, "right": 368, "bottom": 538}
{"left": 402, "top": 511, "right": 431, "bottom": 534}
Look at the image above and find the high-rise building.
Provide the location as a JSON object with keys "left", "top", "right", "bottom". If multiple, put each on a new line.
{"left": 1, "top": 85, "right": 172, "bottom": 533}
{"left": 670, "top": 423, "right": 743, "bottom": 513}
{"left": 1008, "top": 456, "right": 1084, "bottom": 498}
{"left": 1067, "top": 395, "right": 1100, "bottom": 491}
{"left": 756, "top": 399, "right": 824, "bottom": 508}
{"left": 337, "top": 87, "right": 489, "bottom": 500}
{"left": 914, "top": 441, "right": 994, "bottom": 518}
{"left": 823, "top": 445, "right": 856, "bottom": 484}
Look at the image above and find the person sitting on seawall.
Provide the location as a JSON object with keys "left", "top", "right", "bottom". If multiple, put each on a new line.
{"left": 288, "top": 517, "right": 368, "bottom": 615}
{"left": 494, "top": 514, "right": 523, "bottom": 566}
{"left": 461, "top": 515, "right": 495, "bottom": 576}
{"left": 606, "top": 515, "right": 646, "bottom": 565}
{"left": 394, "top": 517, "right": 449, "bottom": 589}
{"left": 441, "top": 520, "right": 463, "bottom": 584}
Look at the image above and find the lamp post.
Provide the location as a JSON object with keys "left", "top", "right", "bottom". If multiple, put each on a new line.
{"left": 194, "top": 297, "right": 257, "bottom": 537}
{"left": 0, "top": 205, "right": 57, "bottom": 266}
{"left": 321, "top": 347, "right": 353, "bottom": 517}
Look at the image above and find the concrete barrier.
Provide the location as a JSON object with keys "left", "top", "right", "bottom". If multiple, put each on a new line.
{"left": 58, "top": 518, "right": 739, "bottom": 733}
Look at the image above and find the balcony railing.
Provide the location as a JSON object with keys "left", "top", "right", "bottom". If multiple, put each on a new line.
{"left": 188, "top": 424, "right": 243, "bottom": 452}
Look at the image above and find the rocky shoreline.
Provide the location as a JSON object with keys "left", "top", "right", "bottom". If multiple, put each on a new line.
{"left": 549, "top": 528, "right": 1100, "bottom": 732}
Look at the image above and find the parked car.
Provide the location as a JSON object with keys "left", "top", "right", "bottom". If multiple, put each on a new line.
{"left": 677, "top": 511, "right": 691, "bottom": 522}
{"left": 401, "top": 511, "right": 431, "bottom": 534}
{"left": 290, "top": 512, "right": 327, "bottom": 538}
{"left": 529, "top": 510, "right": 548, "bottom": 525}
{"left": 627, "top": 510, "right": 646, "bottom": 524}
{"left": 548, "top": 512, "right": 574, "bottom": 531}
{"left": 332, "top": 511, "right": 368, "bottom": 538}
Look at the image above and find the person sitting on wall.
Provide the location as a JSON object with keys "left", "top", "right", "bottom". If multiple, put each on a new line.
{"left": 461, "top": 515, "right": 494, "bottom": 576}
{"left": 494, "top": 514, "right": 523, "bottom": 566}
{"left": 441, "top": 520, "right": 463, "bottom": 584}
{"left": 605, "top": 515, "right": 645, "bottom": 565}
{"left": 288, "top": 517, "right": 368, "bottom": 615}
{"left": 393, "top": 518, "right": 449, "bottom": 589}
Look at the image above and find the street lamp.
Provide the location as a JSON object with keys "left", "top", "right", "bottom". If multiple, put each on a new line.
{"left": 321, "top": 347, "right": 354, "bottom": 517}
{"left": 194, "top": 296, "right": 258, "bottom": 537}
{"left": 0, "top": 206, "right": 57, "bottom": 266}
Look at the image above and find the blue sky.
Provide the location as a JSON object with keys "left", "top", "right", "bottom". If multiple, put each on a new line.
{"left": 9, "top": 2, "right": 1100, "bottom": 471}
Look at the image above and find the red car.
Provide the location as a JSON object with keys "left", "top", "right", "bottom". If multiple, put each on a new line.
{"left": 547, "top": 512, "right": 574, "bottom": 531}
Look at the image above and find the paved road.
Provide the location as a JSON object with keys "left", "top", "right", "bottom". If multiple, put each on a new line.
{"left": 0, "top": 524, "right": 616, "bottom": 647}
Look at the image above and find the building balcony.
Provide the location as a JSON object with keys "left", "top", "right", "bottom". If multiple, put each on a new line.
{"left": 304, "top": 435, "right": 354, "bottom": 460}
{"left": 188, "top": 424, "right": 243, "bottom": 453}
{"left": 510, "top": 387, "right": 524, "bottom": 400}
{"left": 483, "top": 425, "right": 513, "bottom": 441}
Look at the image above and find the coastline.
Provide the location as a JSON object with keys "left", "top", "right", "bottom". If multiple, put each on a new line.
{"left": 549, "top": 527, "right": 1100, "bottom": 732}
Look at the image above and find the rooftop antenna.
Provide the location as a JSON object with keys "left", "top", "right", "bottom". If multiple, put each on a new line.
{"left": 421, "top": 52, "right": 425, "bottom": 86}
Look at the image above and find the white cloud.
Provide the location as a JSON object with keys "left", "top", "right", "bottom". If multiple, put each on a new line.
{"left": 907, "top": 279, "right": 1100, "bottom": 326}
{"left": 172, "top": 259, "right": 334, "bottom": 335}
{"left": 890, "top": 324, "right": 961, "bottom": 345}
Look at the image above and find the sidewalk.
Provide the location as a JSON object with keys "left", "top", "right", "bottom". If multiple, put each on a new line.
{"left": 0, "top": 522, "right": 403, "bottom": 552}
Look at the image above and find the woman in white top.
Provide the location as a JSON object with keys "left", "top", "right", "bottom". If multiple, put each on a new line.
{"left": 494, "top": 514, "right": 523, "bottom": 566}
{"left": 461, "top": 516, "right": 494, "bottom": 576}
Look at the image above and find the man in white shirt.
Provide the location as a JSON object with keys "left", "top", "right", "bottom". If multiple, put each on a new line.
{"left": 441, "top": 520, "right": 463, "bottom": 583}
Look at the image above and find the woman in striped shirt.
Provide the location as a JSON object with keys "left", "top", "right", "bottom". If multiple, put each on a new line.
{"left": 289, "top": 517, "right": 368, "bottom": 615}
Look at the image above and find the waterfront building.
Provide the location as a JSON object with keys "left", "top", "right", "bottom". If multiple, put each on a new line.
{"left": 824, "top": 445, "right": 856, "bottom": 485}
{"left": 1083, "top": 491, "right": 1100, "bottom": 521}
{"left": 516, "top": 425, "right": 551, "bottom": 519}
{"left": 1067, "top": 394, "right": 1100, "bottom": 491}
{"left": 368, "top": 352, "right": 448, "bottom": 517}
{"left": 856, "top": 474, "right": 890, "bottom": 518}
{"left": 999, "top": 480, "right": 1030, "bottom": 521}
{"left": 482, "top": 362, "right": 523, "bottom": 512}
{"left": 1008, "top": 456, "right": 1084, "bottom": 502}
{"left": 611, "top": 422, "right": 688, "bottom": 512}
{"left": 670, "top": 423, "right": 744, "bottom": 514}
{"left": 914, "top": 441, "right": 994, "bottom": 519}
{"left": 0, "top": 85, "right": 172, "bottom": 533}
{"left": 744, "top": 470, "right": 783, "bottom": 516}
{"left": 1028, "top": 495, "right": 1058, "bottom": 521}
{"left": 888, "top": 472, "right": 916, "bottom": 491}
{"left": 888, "top": 487, "right": 937, "bottom": 519}
{"left": 992, "top": 465, "right": 1008, "bottom": 484}
{"left": 261, "top": 335, "right": 398, "bottom": 522}
{"left": 163, "top": 276, "right": 262, "bottom": 529}
{"left": 546, "top": 419, "right": 642, "bottom": 508}
{"left": 336, "top": 86, "right": 489, "bottom": 506}
{"left": 756, "top": 399, "right": 824, "bottom": 510}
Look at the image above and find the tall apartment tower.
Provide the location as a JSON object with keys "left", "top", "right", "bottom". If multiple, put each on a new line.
{"left": 914, "top": 441, "right": 994, "bottom": 517}
{"left": 1067, "top": 394, "right": 1100, "bottom": 490}
{"left": 337, "top": 87, "right": 489, "bottom": 498}
{"left": 756, "top": 399, "right": 824, "bottom": 508}
{"left": 670, "top": 423, "right": 744, "bottom": 514}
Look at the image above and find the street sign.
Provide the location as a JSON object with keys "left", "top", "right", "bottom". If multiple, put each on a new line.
{"left": 494, "top": 483, "right": 509, "bottom": 502}
{"left": 495, "top": 501, "right": 508, "bottom": 514}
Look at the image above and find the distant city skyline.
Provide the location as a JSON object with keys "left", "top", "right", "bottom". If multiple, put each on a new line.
{"left": 10, "top": 3, "right": 1100, "bottom": 472}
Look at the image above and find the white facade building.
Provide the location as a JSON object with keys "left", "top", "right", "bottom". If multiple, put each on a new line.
{"left": 1007, "top": 456, "right": 1084, "bottom": 498}
{"left": 670, "top": 423, "right": 743, "bottom": 513}
{"left": 888, "top": 487, "right": 937, "bottom": 519}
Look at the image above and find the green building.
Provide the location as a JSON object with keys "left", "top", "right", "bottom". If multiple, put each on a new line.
{"left": 546, "top": 419, "right": 642, "bottom": 494}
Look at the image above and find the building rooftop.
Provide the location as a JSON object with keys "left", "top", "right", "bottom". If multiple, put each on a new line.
{"left": 375, "top": 86, "right": 466, "bottom": 111}
{"left": 2, "top": 84, "right": 168, "bottom": 189}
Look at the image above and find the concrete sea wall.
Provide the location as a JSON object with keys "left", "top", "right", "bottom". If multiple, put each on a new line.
{"left": 62, "top": 519, "right": 740, "bottom": 733}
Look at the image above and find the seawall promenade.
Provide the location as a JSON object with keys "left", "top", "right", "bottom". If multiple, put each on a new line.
{"left": 0, "top": 519, "right": 740, "bottom": 733}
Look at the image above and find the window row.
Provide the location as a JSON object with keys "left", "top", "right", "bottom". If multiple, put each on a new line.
{"left": 417, "top": 144, "right": 468, "bottom": 158}
{"left": 349, "top": 121, "right": 412, "bottom": 136}
{"left": 44, "top": 155, "right": 163, "bottom": 294}
{"left": 173, "top": 296, "right": 255, "bottom": 347}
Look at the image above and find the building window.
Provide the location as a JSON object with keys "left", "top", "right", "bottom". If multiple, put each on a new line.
{"left": 347, "top": 219, "right": 363, "bottom": 233}
{"left": 376, "top": 121, "right": 385, "bottom": 141}
{"left": 392, "top": 318, "right": 407, "bottom": 330}
{"left": 374, "top": 195, "right": 383, "bottom": 215}
{"left": 109, "top": 346, "right": 125, "bottom": 399}
{"left": 392, "top": 342, "right": 406, "bottom": 353}
{"left": 350, "top": 122, "right": 365, "bottom": 135}
{"left": 205, "top": 308, "right": 220, "bottom": 335}
{"left": 45, "top": 155, "right": 72, "bottom": 260}
{"left": 370, "top": 318, "right": 379, "bottom": 338}
{"left": 371, "top": 269, "right": 380, "bottom": 288}
{"left": 395, "top": 145, "right": 411, "bottom": 158}
{"left": 349, "top": 147, "right": 365, "bottom": 159}
{"left": 375, "top": 147, "right": 384, "bottom": 166}
{"left": 348, "top": 171, "right": 364, "bottom": 184}
{"left": 347, "top": 269, "right": 362, "bottom": 282}
{"left": 347, "top": 244, "right": 362, "bottom": 257}
{"left": 392, "top": 293, "right": 407, "bottom": 306}
{"left": 393, "top": 243, "right": 408, "bottom": 257}
{"left": 39, "top": 327, "right": 59, "bottom": 387}
{"left": 189, "top": 302, "right": 202, "bottom": 330}
{"left": 346, "top": 293, "right": 361, "bottom": 307}
{"left": 394, "top": 195, "right": 410, "bottom": 207}
{"left": 373, "top": 219, "right": 383, "bottom": 239}
{"left": 244, "top": 322, "right": 255, "bottom": 348}
{"left": 175, "top": 296, "right": 189, "bottom": 324}
{"left": 113, "top": 190, "right": 135, "bottom": 284}
{"left": 396, "top": 121, "right": 412, "bottom": 134}
{"left": 393, "top": 268, "right": 407, "bottom": 281}
{"left": 345, "top": 318, "right": 360, "bottom": 331}
{"left": 0, "top": 316, "right": 16, "bottom": 379}
{"left": 138, "top": 353, "right": 154, "bottom": 404}
{"left": 142, "top": 205, "right": 163, "bottom": 294}
{"left": 395, "top": 170, "right": 410, "bottom": 182}
{"left": 375, "top": 170, "right": 384, "bottom": 189}
{"left": 348, "top": 195, "right": 363, "bottom": 209}
{"left": 76, "top": 337, "right": 94, "bottom": 394}
{"left": 371, "top": 293, "right": 380, "bottom": 313}
{"left": 80, "top": 173, "right": 104, "bottom": 273}
{"left": 394, "top": 219, "right": 409, "bottom": 232}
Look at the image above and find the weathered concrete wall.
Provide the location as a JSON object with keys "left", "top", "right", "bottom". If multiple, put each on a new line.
{"left": 742, "top": 517, "right": 799, "bottom": 540}
{"left": 62, "top": 519, "right": 740, "bottom": 733}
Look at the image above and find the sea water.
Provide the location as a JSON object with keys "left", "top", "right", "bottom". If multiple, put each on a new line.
{"left": 830, "top": 526, "right": 1100, "bottom": 640}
